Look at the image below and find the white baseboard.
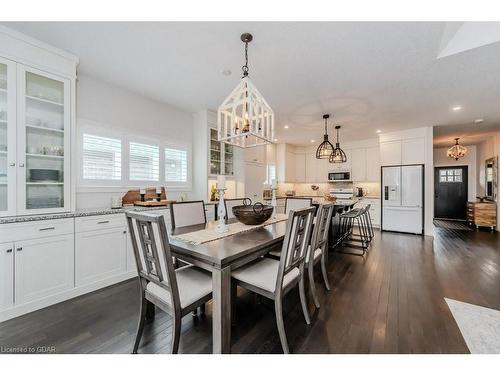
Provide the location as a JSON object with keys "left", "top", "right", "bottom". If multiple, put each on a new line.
{"left": 0, "top": 271, "right": 136, "bottom": 323}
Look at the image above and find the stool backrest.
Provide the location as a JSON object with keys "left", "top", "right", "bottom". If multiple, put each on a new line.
{"left": 224, "top": 198, "right": 251, "bottom": 220}
{"left": 126, "top": 211, "right": 180, "bottom": 311}
{"left": 276, "top": 207, "right": 315, "bottom": 293}
{"left": 170, "top": 200, "right": 206, "bottom": 229}
{"left": 285, "top": 197, "right": 313, "bottom": 215}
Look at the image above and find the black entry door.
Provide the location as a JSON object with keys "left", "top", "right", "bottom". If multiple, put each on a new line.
{"left": 434, "top": 166, "right": 468, "bottom": 220}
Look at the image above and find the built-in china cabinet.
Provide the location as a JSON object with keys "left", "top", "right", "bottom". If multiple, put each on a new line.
{"left": 0, "top": 27, "right": 77, "bottom": 217}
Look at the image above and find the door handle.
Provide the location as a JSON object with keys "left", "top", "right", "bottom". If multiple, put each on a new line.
{"left": 16, "top": 247, "right": 22, "bottom": 252}
{"left": 97, "top": 220, "right": 110, "bottom": 224}
{"left": 9, "top": 162, "right": 15, "bottom": 167}
{"left": 6, "top": 248, "right": 13, "bottom": 253}
{"left": 19, "top": 163, "right": 25, "bottom": 167}
{"left": 39, "top": 227, "right": 55, "bottom": 231}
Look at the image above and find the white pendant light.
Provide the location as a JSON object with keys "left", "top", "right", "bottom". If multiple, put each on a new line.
{"left": 217, "top": 33, "right": 274, "bottom": 148}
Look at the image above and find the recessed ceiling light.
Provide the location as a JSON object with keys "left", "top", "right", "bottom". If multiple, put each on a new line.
{"left": 221, "top": 69, "right": 232, "bottom": 76}
{"left": 284, "top": 125, "right": 289, "bottom": 129}
{"left": 310, "top": 139, "right": 315, "bottom": 143}
{"left": 376, "top": 129, "right": 382, "bottom": 133}
{"left": 452, "top": 106, "right": 462, "bottom": 111}
{"left": 474, "top": 118, "right": 485, "bottom": 124}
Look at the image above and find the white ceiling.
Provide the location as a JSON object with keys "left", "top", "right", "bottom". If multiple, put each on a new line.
{"left": 4, "top": 21, "right": 500, "bottom": 146}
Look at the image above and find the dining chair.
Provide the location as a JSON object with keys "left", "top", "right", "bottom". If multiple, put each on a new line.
{"left": 126, "top": 211, "right": 212, "bottom": 354}
{"left": 170, "top": 200, "right": 206, "bottom": 229}
{"left": 306, "top": 203, "right": 335, "bottom": 309}
{"left": 284, "top": 197, "right": 313, "bottom": 215}
{"left": 224, "top": 198, "right": 251, "bottom": 220}
{"left": 231, "top": 206, "right": 316, "bottom": 353}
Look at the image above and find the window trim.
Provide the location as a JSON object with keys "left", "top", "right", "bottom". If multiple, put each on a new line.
{"left": 77, "top": 120, "right": 193, "bottom": 192}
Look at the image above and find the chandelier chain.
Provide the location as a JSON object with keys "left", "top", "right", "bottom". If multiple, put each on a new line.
{"left": 242, "top": 41, "right": 249, "bottom": 77}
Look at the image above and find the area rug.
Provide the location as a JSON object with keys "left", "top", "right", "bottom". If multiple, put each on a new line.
{"left": 445, "top": 298, "right": 500, "bottom": 353}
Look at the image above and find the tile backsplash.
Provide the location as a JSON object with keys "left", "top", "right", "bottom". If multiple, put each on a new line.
{"left": 277, "top": 181, "right": 380, "bottom": 197}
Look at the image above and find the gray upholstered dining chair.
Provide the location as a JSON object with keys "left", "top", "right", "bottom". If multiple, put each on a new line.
{"left": 170, "top": 200, "right": 206, "bottom": 229}
{"left": 224, "top": 198, "right": 251, "bottom": 220}
{"left": 126, "top": 211, "right": 212, "bottom": 354}
{"left": 306, "top": 203, "right": 335, "bottom": 309}
{"left": 284, "top": 197, "right": 313, "bottom": 215}
{"left": 231, "top": 207, "right": 316, "bottom": 353}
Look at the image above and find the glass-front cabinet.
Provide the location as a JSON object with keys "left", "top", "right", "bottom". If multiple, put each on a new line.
{"left": 0, "top": 58, "right": 16, "bottom": 217}
{"left": 209, "top": 128, "right": 234, "bottom": 176}
{"left": 0, "top": 59, "right": 71, "bottom": 217}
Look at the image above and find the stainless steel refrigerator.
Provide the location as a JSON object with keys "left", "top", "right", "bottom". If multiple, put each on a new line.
{"left": 381, "top": 165, "right": 424, "bottom": 234}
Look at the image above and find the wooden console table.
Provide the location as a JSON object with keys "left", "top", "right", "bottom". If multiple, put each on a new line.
{"left": 467, "top": 201, "right": 497, "bottom": 231}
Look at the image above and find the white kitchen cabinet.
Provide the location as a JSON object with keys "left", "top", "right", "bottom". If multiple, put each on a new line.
{"left": 365, "top": 146, "right": 381, "bottom": 181}
{"left": 380, "top": 141, "right": 402, "bottom": 166}
{"left": 244, "top": 162, "right": 266, "bottom": 202}
{"left": 0, "top": 57, "right": 16, "bottom": 217}
{"left": 358, "top": 198, "right": 381, "bottom": 227}
{"left": 0, "top": 242, "right": 14, "bottom": 309}
{"left": 402, "top": 138, "right": 425, "bottom": 165}
{"left": 75, "top": 227, "right": 127, "bottom": 287}
{"left": 316, "top": 158, "right": 330, "bottom": 182}
{"left": 245, "top": 145, "right": 266, "bottom": 164}
{"left": 15, "top": 234, "right": 74, "bottom": 305}
{"left": 328, "top": 149, "right": 351, "bottom": 171}
{"left": 295, "top": 153, "right": 306, "bottom": 182}
{"left": 285, "top": 151, "right": 296, "bottom": 182}
{"left": 306, "top": 153, "right": 317, "bottom": 182}
{"left": 350, "top": 148, "right": 366, "bottom": 181}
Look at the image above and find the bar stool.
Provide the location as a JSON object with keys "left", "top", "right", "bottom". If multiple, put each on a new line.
{"left": 338, "top": 206, "right": 370, "bottom": 255}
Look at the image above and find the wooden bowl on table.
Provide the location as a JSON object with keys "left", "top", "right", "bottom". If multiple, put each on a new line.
{"left": 232, "top": 202, "right": 274, "bottom": 225}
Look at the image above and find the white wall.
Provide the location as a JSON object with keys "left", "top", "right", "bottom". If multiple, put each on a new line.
{"left": 433, "top": 145, "right": 477, "bottom": 201}
{"left": 75, "top": 73, "right": 194, "bottom": 209}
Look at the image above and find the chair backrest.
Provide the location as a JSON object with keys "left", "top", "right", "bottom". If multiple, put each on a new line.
{"left": 310, "top": 203, "right": 335, "bottom": 258}
{"left": 285, "top": 197, "right": 313, "bottom": 215}
{"left": 170, "top": 200, "right": 206, "bottom": 229}
{"left": 224, "top": 198, "right": 251, "bottom": 220}
{"left": 276, "top": 207, "right": 315, "bottom": 294}
{"left": 126, "top": 211, "right": 181, "bottom": 312}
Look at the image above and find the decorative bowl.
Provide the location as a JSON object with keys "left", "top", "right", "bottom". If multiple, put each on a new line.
{"left": 232, "top": 202, "right": 273, "bottom": 225}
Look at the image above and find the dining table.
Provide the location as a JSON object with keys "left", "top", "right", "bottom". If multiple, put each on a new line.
{"left": 165, "top": 218, "right": 288, "bottom": 354}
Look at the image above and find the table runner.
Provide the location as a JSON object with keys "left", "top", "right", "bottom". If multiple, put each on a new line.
{"left": 171, "top": 214, "right": 288, "bottom": 245}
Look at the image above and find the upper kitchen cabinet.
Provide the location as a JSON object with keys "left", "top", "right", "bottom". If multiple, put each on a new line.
{"left": 380, "top": 138, "right": 425, "bottom": 166}
{"left": 0, "top": 57, "right": 16, "bottom": 217}
{"left": 0, "top": 27, "right": 78, "bottom": 216}
{"left": 244, "top": 144, "right": 266, "bottom": 164}
{"left": 350, "top": 148, "right": 366, "bottom": 181}
{"left": 402, "top": 138, "right": 425, "bottom": 164}
{"left": 365, "top": 146, "right": 380, "bottom": 181}
{"left": 295, "top": 152, "right": 306, "bottom": 182}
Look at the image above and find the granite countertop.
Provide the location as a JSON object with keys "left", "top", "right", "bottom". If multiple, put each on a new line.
{"left": 0, "top": 201, "right": 217, "bottom": 225}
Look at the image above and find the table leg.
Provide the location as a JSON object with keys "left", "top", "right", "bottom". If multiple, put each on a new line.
{"left": 212, "top": 267, "right": 231, "bottom": 354}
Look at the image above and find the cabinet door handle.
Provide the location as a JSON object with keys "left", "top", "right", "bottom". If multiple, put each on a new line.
{"left": 19, "top": 163, "right": 25, "bottom": 167}
{"left": 6, "top": 248, "right": 13, "bottom": 253}
{"left": 123, "top": 230, "right": 127, "bottom": 234}
{"left": 97, "top": 220, "right": 110, "bottom": 224}
{"left": 9, "top": 162, "right": 15, "bottom": 167}
{"left": 16, "top": 247, "right": 22, "bottom": 252}
{"left": 39, "top": 227, "right": 55, "bottom": 231}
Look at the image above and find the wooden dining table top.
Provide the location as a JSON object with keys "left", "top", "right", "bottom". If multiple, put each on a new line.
{"left": 168, "top": 218, "right": 288, "bottom": 269}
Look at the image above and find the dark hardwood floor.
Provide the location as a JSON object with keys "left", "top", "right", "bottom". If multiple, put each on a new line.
{"left": 1, "top": 225, "right": 499, "bottom": 354}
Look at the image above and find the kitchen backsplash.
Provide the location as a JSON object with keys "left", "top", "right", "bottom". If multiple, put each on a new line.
{"left": 277, "top": 181, "right": 380, "bottom": 197}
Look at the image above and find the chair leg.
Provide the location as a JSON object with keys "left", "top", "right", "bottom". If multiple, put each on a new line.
{"left": 274, "top": 297, "right": 290, "bottom": 354}
{"left": 132, "top": 295, "right": 148, "bottom": 354}
{"left": 321, "top": 251, "right": 331, "bottom": 291}
{"left": 308, "top": 261, "right": 320, "bottom": 308}
{"left": 231, "top": 282, "right": 237, "bottom": 325}
{"left": 170, "top": 314, "right": 182, "bottom": 354}
{"left": 298, "top": 275, "right": 311, "bottom": 325}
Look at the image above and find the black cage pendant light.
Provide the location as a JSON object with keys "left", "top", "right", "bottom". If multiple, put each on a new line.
{"left": 329, "top": 125, "right": 347, "bottom": 163}
{"left": 315, "top": 114, "right": 335, "bottom": 159}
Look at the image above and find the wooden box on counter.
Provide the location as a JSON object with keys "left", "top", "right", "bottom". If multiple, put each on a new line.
{"left": 467, "top": 201, "right": 497, "bottom": 230}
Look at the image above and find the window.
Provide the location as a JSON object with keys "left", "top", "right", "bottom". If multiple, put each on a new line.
{"left": 82, "top": 134, "right": 121, "bottom": 181}
{"left": 439, "top": 169, "right": 462, "bottom": 183}
{"left": 165, "top": 147, "right": 188, "bottom": 183}
{"left": 266, "top": 163, "right": 276, "bottom": 184}
{"left": 129, "top": 142, "right": 159, "bottom": 181}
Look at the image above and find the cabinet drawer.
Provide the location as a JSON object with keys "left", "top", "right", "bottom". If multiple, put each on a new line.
{"left": 75, "top": 214, "right": 126, "bottom": 233}
{"left": 0, "top": 218, "right": 74, "bottom": 242}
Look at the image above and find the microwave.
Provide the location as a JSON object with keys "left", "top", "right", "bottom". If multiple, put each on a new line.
{"left": 328, "top": 171, "right": 351, "bottom": 181}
